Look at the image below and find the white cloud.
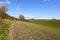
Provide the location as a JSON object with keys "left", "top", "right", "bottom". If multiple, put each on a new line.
{"left": 22, "top": 14, "right": 34, "bottom": 19}
{"left": 4, "top": 1, "right": 11, "bottom": 5}
{"left": 34, "top": 17, "right": 48, "bottom": 19}
{"left": 0, "top": 0, "right": 11, "bottom": 7}
{"left": 0, "top": 2, "right": 6, "bottom": 7}
{"left": 23, "top": 14, "right": 50, "bottom": 19}
{"left": 21, "top": 14, "right": 49, "bottom": 19}
{"left": 16, "top": 7, "right": 20, "bottom": 10}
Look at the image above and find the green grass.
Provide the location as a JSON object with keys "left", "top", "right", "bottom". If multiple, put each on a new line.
{"left": 0, "top": 23, "right": 10, "bottom": 40}
{"left": 29, "top": 20, "right": 60, "bottom": 32}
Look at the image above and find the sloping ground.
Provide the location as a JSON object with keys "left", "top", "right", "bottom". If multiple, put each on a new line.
{"left": 0, "top": 19, "right": 11, "bottom": 40}
{"left": 0, "top": 11, "right": 14, "bottom": 19}
{"left": 7, "top": 21, "right": 60, "bottom": 40}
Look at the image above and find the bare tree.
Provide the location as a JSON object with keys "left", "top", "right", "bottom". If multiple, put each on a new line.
{"left": 0, "top": 3, "right": 8, "bottom": 19}
{"left": 0, "top": 6, "right": 8, "bottom": 12}
{"left": 0, "top": 2, "right": 8, "bottom": 12}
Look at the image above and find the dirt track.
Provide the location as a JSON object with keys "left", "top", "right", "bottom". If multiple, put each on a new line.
{"left": 7, "top": 21, "right": 60, "bottom": 40}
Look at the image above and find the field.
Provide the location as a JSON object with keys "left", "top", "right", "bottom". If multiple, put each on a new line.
{"left": 7, "top": 20, "right": 60, "bottom": 40}
{"left": 0, "top": 19, "right": 60, "bottom": 40}
{"left": 29, "top": 20, "right": 60, "bottom": 32}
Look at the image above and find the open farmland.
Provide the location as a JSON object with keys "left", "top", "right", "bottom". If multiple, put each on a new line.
{"left": 7, "top": 21, "right": 60, "bottom": 40}
{"left": 29, "top": 20, "right": 60, "bottom": 32}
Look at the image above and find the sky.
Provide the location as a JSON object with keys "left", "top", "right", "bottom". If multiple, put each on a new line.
{"left": 0, "top": 0, "right": 60, "bottom": 19}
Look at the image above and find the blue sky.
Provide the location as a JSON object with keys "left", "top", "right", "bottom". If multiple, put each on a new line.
{"left": 0, "top": 0, "right": 60, "bottom": 19}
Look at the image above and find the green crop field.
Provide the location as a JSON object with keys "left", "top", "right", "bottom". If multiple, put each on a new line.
{"left": 29, "top": 20, "right": 60, "bottom": 32}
